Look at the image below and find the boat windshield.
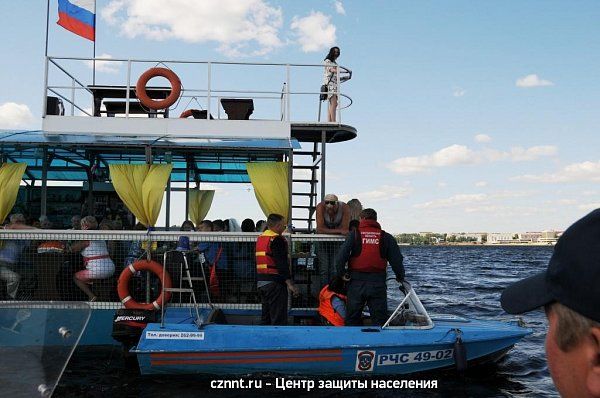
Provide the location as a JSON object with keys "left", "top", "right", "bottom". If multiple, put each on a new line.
{"left": 0, "top": 302, "right": 91, "bottom": 397}
{"left": 382, "top": 281, "right": 433, "bottom": 329}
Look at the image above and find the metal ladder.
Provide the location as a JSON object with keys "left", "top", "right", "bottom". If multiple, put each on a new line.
{"left": 160, "top": 250, "right": 210, "bottom": 327}
{"left": 291, "top": 142, "right": 321, "bottom": 232}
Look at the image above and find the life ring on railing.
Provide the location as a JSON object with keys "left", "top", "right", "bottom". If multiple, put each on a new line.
{"left": 117, "top": 260, "right": 172, "bottom": 310}
{"left": 135, "top": 67, "right": 181, "bottom": 110}
{"left": 179, "top": 109, "right": 197, "bottom": 118}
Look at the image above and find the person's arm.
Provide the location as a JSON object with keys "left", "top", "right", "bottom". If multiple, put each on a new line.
{"left": 69, "top": 240, "right": 90, "bottom": 253}
{"left": 271, "top": 237, "right": 299, "bottom": 295}
{"left": 334, "top": 232, "right": 355, "bottom": 276}
{"left": 384, "top": 233, "right": 405, "bottom": 281}
{"left": 331, "top": 295, "right": 346, "bottom": 319}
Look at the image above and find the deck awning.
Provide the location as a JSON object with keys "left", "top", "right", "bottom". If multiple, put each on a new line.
{"left": 0, "top": 130, "right": 299, "bottom": 183}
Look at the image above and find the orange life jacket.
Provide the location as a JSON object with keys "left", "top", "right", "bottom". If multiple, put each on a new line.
{"left": 348, "top": 219, "right": 388, "bottom": 273}
{"left": 255, "top": 229, "right": 282, "bottom": 276}
{"left": 318, "top": 285, "right": 347, "bottom": 326}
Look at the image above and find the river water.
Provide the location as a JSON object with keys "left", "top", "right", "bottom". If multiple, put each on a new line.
{"left": 54, "top": 246, "right": 557, "bottom": 397}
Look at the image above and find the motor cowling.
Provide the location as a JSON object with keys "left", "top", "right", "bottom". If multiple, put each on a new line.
{"left": 112, "top": 308, "right": 158, "bottom": 349}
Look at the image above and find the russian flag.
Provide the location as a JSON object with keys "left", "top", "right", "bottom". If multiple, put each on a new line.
{"left": 57, "top": 0, "right": 95, "bottom": 41}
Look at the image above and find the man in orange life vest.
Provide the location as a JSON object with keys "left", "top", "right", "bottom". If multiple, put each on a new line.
{"left": 335, "top": 208, "right": 404, "bottom": 326}
{"left": 255, "top": 213, "right": 300, "bottom": 325}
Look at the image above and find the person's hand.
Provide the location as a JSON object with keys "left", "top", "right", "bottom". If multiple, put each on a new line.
{"left": 287, "top": 281, "right": 300, "bottom": 297}
{"left": 397, "top": 278, "right": 407, "bottom": 295}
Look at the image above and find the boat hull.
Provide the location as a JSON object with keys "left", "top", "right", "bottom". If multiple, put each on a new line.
{"left": 135, "top": 318, "right": 530, "bottom": 376}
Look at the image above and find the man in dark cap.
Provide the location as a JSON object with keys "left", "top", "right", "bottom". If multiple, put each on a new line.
{"left": 501, "top": 209, "right": 600, "bottom": 398}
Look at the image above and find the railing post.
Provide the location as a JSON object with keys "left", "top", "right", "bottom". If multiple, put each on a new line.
{"left": 126, "top": 60, "right": 132, "bottom": 118}
{"left": 336, "top": 64, "right": 341, "bottom": 123}
{"left": 42, "top": 56, "right": 49, "bottom": 118}
{"left": 207, "top": 62, "right": 211, "bottom": 120}
{"left": 286, "top": 64, "right": 291, "bottom": 121}
{"left": 70, "top": 78, "right": 76, "bottom": 116}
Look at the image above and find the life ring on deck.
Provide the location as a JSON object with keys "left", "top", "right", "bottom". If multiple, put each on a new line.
{"left": 117, "top": 260, "right": 172, "bottom": 310}
{"left": 179, "top": 109, "right": 197, "bottom": 118}
{"left": 135, "top": 67, "right": 181, "bottom": 110}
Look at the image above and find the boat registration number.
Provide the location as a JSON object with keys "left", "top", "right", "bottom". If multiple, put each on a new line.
{"left": 377, "top": 349, "right": 453, "bottom": 366}
{"left": 145, "top": 331, "right": 205, "bottom": 340}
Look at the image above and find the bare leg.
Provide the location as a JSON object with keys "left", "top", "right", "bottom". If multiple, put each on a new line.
{"left": 328, "top": 95, "right": 338, "bottom": 122}
{"left": 73, "top": 275, "right": 96, "bottom": 300}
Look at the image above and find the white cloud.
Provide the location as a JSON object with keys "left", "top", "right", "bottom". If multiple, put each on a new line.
{"left": 453, "top": 86, "right": 465, "bottom": 97}
{"left": 437, "top": 182, "right": 448, "bottom": 188}
{"left": 101, "top": 0, "right": 283, "bottom": 57}
{"left": 512, "top": 160, "right": 600, "bottom": 183}
{"left": 475, "top": 181, "right": 487, "bottom": 187}
{"left": 333, "top": 0, "right": 346, "bottom": 15}
{"left": 340, "top": 185, "right": 412, "bottom": 203}
{"left": 83, "top": 53, "right": 122, "bottom": 74}
{"left": 388, "top": 144, "right": 557, "bottom": 175}
{"left": 290, "top": 11, "right": 336, "bottom": 53}
{"left": 516, "top": 74, "right": 554, "bottom": 88}
{"left": 0, "top": 102, "right": 34, "bottom": 128}
{"left": 414, "top": 194, "right": 487, "bottom": 209}
{"left": 578, "top": 203, "right": 600, "bottom": 212}
{"left": 474, "top": 134, "right": 491, "bottom": 143}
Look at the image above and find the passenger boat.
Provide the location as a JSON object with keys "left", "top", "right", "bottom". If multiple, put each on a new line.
{"left": 0, "top": 54, "right": 530, "bottom": 378}
{"left": 134, "top": 281, "right": 530, "bottom": 375}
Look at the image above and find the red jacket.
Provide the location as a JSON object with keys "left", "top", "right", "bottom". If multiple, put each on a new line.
{"left": 348, "top": 219, "right": 388, "bottom": 273}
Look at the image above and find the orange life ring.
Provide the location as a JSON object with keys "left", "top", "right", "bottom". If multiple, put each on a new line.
{"left": 135, "top": 67, "right": 181, "bottom": 110}
{"left": 117, "top": 260, "right": 172, "bottom": 310}
{"left": 179, "top": 109, "right": 196, "bottom": 118}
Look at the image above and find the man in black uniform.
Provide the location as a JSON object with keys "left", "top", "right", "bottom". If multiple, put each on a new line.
{"left": 335, "top": 208, "right": 404, "bottom": 326}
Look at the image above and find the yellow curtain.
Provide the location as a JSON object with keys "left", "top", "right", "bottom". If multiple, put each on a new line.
{"left": 188, "top": 189, "right": 215, "bottom": 226}
{"left": 109, "top": 164, "right": 173, "bottom": 227}
{"left": 0, "top": 163, "right": 27, "bottom": 224}
{"left": 246, "top": 161, "right": 289, "bottom": 222}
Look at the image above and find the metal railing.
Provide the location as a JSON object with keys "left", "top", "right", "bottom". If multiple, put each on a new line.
{"left": 0, "top": 230, "right": 346, "bottom": 310}
{"left": 43, "top": 56, "right": 353, "bottom": 124}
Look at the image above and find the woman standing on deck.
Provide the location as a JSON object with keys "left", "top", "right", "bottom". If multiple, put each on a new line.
{"left": 323, "top": 46, "right": 341, "bottom": 122}
{"left": 70, "top": 216, "right": 115, "bottom": 301}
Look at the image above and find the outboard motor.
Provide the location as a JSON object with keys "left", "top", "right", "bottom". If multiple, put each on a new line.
{"left": 112, "top": 309, "right": 158, "bottom": 352}
{"left": 453, "top": 329, "right": 467, "bottom": 372}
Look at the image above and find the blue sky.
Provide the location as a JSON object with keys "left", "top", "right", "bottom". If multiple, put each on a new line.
{"left": 1, "top": 1, "right": 599, "bottom": 233}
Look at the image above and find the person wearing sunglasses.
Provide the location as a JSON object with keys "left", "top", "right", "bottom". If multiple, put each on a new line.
{"left": 315, "top": 194, "right": 351, "bottom": 298}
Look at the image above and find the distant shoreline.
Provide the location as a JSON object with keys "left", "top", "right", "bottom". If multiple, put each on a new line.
{"left": 397, "top": 242, "right": 555, "bottom": 247}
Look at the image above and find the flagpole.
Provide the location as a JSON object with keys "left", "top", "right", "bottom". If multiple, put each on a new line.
{"left": 92, "top": 0, "right": 96, "bottom": 85}
{"left": 45, "top": 0, "right": 50, "bottom": 57}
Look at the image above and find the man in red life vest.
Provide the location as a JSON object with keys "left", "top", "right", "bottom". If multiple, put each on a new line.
{"left": 335, "top": 208, "right": 404, "bottom": 326}
{"left": 255, "top": 213, "right": 299, "bottom": 325}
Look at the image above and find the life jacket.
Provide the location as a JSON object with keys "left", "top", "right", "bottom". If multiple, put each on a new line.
{"left": 255, "top": 229, "right": 284, "bottom": 276}
{"left": 318, "top": 285, "right": 347, "bottom": 326}
{"left": 348, "top": 219, "right": 388, "bottom": 273}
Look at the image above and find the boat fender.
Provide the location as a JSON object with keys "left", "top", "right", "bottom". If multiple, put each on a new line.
{"left": 117, "top": 260, "right": 172, "bottom": 310}
{"left": 135, "top": 67, "right": 181, "bottom": 110}
{"left": 453, "top": 333, "right": 467, "bottom": 372}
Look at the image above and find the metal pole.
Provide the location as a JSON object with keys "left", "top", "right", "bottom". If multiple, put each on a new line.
{"left": 286, "top": 64, "right": 290, "bottom": 121}
{"left": 44, "top": 0, "right": 50, "bottom": 57}
{"left": 125, "top": 60, "right": 131, "bottom": 117}
{"left": 165, "top": 176, "right": 171, "bottom": 230}
{"left": 92, "top": 0, "right": 96, "bottom": 85}
{"left": 320, "top": 130, "right": 326, "bottom": 201}
{"left": 206, "top": 62, "right": 211, "bottom": 119}
{"left": 336, "top": 64, "right": 340, "bottom": 123}
{"left": 40, "top": 147, "right": 49, "bottom": 217}
{"left": 42, "top": 57, "right": 49, "bottom": 118}
{"left": 288, "top": 150, "right": 293, "bottom": 231}
{"left": 185, "top": 159, "right": 190, "bottom": 221}
{"left": 70, "top": 78, "right": 75, "bottom": 116}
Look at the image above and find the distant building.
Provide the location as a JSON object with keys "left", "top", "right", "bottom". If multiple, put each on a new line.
{"left": 519, "top": 232, "right": 542, "bottom": 243}
{"left": 539, "top": 230, "right": 559, "bottom": 244}
{"left": 487, "top": 233, "right": 515, "bottom": 244}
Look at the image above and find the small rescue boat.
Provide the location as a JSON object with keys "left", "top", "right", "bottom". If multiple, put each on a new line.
{"left": 133, "top": 282, "right": 530, "bottom": 376}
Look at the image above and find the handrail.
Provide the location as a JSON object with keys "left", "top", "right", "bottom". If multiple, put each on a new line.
{"left": 44, "top": 56, "right": 353, "bottom": 123}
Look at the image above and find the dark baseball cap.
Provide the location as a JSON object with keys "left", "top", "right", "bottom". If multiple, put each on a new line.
{"left": 501, "top": 209, "right": 600, "bottom": 323}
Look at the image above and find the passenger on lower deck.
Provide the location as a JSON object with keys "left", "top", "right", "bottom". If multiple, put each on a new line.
{"left": 318, "top": 275, "right": 348, "bottom": 326}
{"left": 70, "top": 216, "right": 115, "bottom": 301}
{"left": 256, "top": 214, "right": 299, "bottom": 325}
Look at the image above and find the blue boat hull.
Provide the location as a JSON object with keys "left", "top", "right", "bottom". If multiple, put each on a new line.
{"left": 135, "top": 313, "right": 530, "bottom": 376}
